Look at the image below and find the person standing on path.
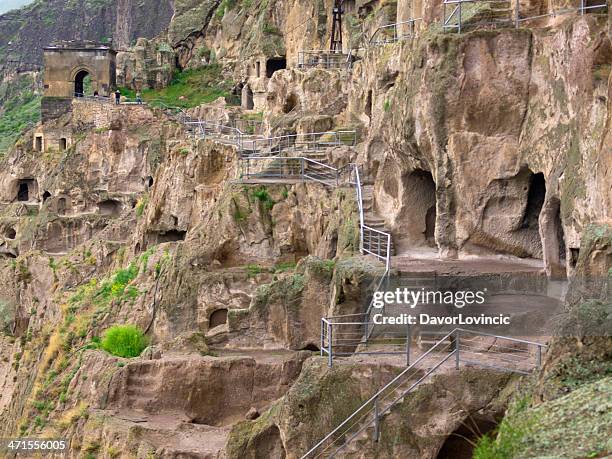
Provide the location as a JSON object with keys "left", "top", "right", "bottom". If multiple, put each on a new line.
{"left": 114, "top": 89, "right": 121, "bottom": 105}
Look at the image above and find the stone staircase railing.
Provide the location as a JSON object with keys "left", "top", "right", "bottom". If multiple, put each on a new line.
{"left": 305, "top": 328, "right": 546, "bottom": 458}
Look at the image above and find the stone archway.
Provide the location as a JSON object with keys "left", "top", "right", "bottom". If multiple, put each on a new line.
{"left": 73, "top": 69, "right": 91, "bottom": 97}
{"left": 70, "top": 65, "right": 97, "bottom": 96}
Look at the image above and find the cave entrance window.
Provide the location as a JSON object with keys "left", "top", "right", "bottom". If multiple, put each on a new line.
{"left": 256, "top": 61, "right": 261, "bottom": 78}
{"left": 59, "top": 138, "right": 67, "bottom": 150}
{"left": 251, "top": 425, "right": 286, "bottom": 458}
{"left": 569, "top": 248, "right": 579, "bottom": 268}
{"left": 365, "top": 90, "right": 373, "bottom": 118}
{"left": 209, "top": 309, "right": 228, "bottom": 329}
{"left": 57, "top": 197, "right": 67, "bottom": 215}
{"left": 98, "top": 199, "right": 122, "bottom": 217}
{"left": 35, "top": 136, "right": 42, "bottom": 152}
{"left": 148, "top": 230, "right": 187, "bottom": 244}
{"left": 4, "top": 227, "right": 16, "bottom": 239}
{"left": 74, "top": 70, "right": 90, "bottom": 97}
{"left": 520, "top": 172, "right": 546, "bottom": 230}
{"left": 540, "top": 196, "right": 567, "bottom": 279}
{"left": 401, "top": 170, "right": 436, "bottom": 248}
{"left": 17, "top": 182, "right": 30, "bottom": 202}
{"left": 437, "top": 417, "right": 498, "bottom": 459}
{"left": 283, "top": 94, "right": 298, "bottom": 114}
{"left": 42, "top": 191, "right": 51, "bottom": 202}
{"left": 266, "top": 57, "right": 286, "bottom": 78}
{"left": 145, "top": 176, "right": 154, "bottom": 188}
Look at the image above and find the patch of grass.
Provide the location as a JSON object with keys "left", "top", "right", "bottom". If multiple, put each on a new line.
{"left": 0, "top": 91, "right": 40, "bottom": 155}
{"left": 120, "top": 64, "right": 233, "bottom": 109}
{"left": 215, "top": 0, "right": 238, "bottom": 19}
{"left": 473, "top": 396, "right": 534, "bottom": 459}
{"left": 246, "top": 264, "right": 265, "bottom": 277}
{"left": 100, "top": 325, "right": 148, "bottom": 358}
{"left": 251, "top": 186, "right": 275, "bottom": 211}
{"left": 274, "top": 261, "right": 297, "bottom": 273}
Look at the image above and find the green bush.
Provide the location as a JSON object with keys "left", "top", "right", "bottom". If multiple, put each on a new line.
{"left": 100, "top": 325, "right": 148, "bottom": 358}
{"left": 251, "top": 186, "right": 274, "bottom": 211}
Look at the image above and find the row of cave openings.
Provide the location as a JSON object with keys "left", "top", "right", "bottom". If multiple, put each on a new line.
{"left": 11, "top": 179, "right": 124, "bottom": 218}
{"left": 242, "top": 56, "right": 288, "bottom": 110}
{"left": 399, "top": 167, "right": 575, "bottom": 274}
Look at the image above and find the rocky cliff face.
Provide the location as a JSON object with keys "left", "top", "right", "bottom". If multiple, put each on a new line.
{"left": 0, "top": 0, "right": 609, "bottom": 457}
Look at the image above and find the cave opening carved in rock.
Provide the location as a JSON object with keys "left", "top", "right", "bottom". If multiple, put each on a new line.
{"left": 15, "top": 179, "right": 37, "bottom": 202}
{"left": 266, "top": 57, "right": 286, "bottom": 78}
{"left": 478, "top": 168, "right": 546, "bottom": 259}
{"left": 540, "top": 196, "right": 567, "bottom": 279}
{"left": 283, "top": 93, "right": 298, "bottom": 114}
{"left": 57, "top": 197, "right": 68, "bottom": 215}
{"left": 4, "top": 227, "right": 16, "bottom": 239}
{"left": 251, "top": 425, "right": 286, "bottom": 459}
{"left": 398, "top": 169, "right": 436, "bottom": 249}
{"left": 98, "top": 199, "right": 122, "bottom": 217}
{"left": 437, "top": 416, "right": 498, "bottom": 459}
{"left": 148, "top": 230, "right": 187, "bottom": 245}
{"left": 209, "top": 309, "right": 228, "bottom": 329}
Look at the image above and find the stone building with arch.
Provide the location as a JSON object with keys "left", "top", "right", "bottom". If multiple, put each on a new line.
{"left": 41, "top": 41, "right": 117, "bottom": 121}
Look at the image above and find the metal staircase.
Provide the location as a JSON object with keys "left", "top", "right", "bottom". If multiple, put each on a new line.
{"left": 304, "top": 328, "right": 546, "bottom": 458}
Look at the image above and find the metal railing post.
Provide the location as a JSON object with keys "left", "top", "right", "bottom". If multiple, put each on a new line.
{"left": 386, "top": 234, "right": 391, "bottom": 271}
{"left": 328, "top": 321, "right": 333, "bottom": 367}
{"left": 406, "top": 324, "right": 411, "bottom": 366}
{"left": 443, "top": 2, "right": 446, "bottom": 31}
{"left": 321, "top": 319, "right": 324, "bottom": 357}
{"left": 455, "top": 329, "right": 460, "bottom": 369}
{"left": 536, "top": 345, "right": 542, "bottom": 369}
{"left": 580, "top": 0, "right": 584, "bottom": 14}
{"left": 458, "top": 2, "right": 462, "bottom": 34}
{"left": 515, "top": 0, "right": 520, "bottom": 28}
{"left": 373, "top": 396, "right": 380, "bottom": 441}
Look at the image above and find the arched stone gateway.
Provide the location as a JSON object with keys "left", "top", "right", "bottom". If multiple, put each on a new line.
{"left": 73, "top": 68, "right": 93, "bottom": 97}
{"left": 41, "top": 41, "right": 117, "bottom": 121}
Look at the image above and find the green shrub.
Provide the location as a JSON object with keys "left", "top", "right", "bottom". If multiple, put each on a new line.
{"left": 251, "top": 186, "right": 275, "bottom": 211}
{"left": 100, "top": 325, "right": 148, "bottom": 358}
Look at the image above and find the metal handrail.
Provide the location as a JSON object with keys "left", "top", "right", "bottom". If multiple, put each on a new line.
{"left": 307, "top": 328, "right": 547, "bottom": 458}
{"left": 306, "top": 329, "right": 457, "bottom": 458}
{"left": 443, "top": 0, "right": 608, "bottom": 33}
{"left": 297, "top": 50, "right": 354, "bottom": 70}
{"left": 369, "top": 18, "right": 423, "bottom": 45}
